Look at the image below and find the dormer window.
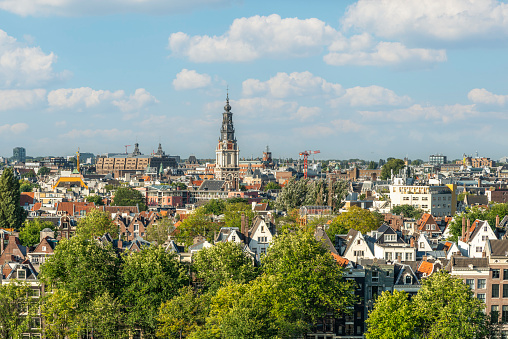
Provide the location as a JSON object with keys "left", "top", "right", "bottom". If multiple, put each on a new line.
{"left": 384, "top": 234, "right": 396, "bottom": 242}
{"left": 405, "top": 275, "right": 412, "bottom": 284}
{"left": 42, "top": 246, "right": 46, "bottom": 251}
{"left": 17, "top": 269, "right": 26, "bottom": 279}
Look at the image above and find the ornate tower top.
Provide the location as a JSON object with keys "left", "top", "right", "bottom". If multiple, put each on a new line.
{"left": 220, "top": 93, "right": 235, "bottom": 142}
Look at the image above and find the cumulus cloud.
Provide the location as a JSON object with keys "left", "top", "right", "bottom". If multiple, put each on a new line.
{"left": 59, "top": 128, "right": 132, "bottom": 139}
{"left": 342, "top": 0, "right": 508, "bottom": 43}
{"left": 292, "top": 106, "right": 321, "bottom": 121}
{"left": 242, "top": 71, "right": 343, "bottom": 98}
{"left": 358, "top": 104, "right": 477, "bottom": 123}
{"left": 330, "top": 85, "right": 412, "bottom": 107}
{"left": 0, "top": 29, "right": 65, "bottom": 88}
{"left": 0, "top": 123, "right": 29, "bottom": 135}
{"left": 113, "top": 88, "right": 159, "bottom": 111}
{"left": 243, "top": 72, "right": 411, "bottom": 108}
{"left": 0, "top": 89, "right": 46, "bottom": 111}
{"left": 169, "top": 14, "right": 340, "bottom": 62}
{"left": 468, "top": 88, "right": 508, "bottom": 106}
{"left": 169, "top": 14, "right": 446, "bottom": 67}
{"left": 48, "top": 87, "right": 124, "bottom": 109}
{"left": 173, "top": 69, "right": 212, "bottom": 90}
{"left": 294, "top": 119, "right": 363, "bottom": 137}
{"left": 0, "top": 0, "right": 234, "bottom": 16}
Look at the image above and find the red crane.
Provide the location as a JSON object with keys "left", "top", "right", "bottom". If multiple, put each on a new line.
{"left": 124, "top": 145, "right": 131, "bottom": 154}
{"left": 299, "top": 150, "right": 320, "bottom": 179}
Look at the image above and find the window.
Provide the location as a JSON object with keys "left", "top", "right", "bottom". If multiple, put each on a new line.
{"left": 357, "top": 240, "right": 361, "bottom": 245}
{"left": 405, "top": 275, "right": 412, "bottom": 284}
{"left": 476, "top": 247, "right": 483, "bottom": 253}
{"left": 385, "top": 252, "right": 393, "bottom": 261}
{"left": 422, "top": 205, "right": 428, "bottom": 208}
{"left": 17, "top": 270, "right": 26, "bottom": 279}
{"left": 503, "top": 305, "right": 508, "bottom": 323}
{"left": 29, "top": 289, "right": 40, "bottom": 298}
{"left": 372, "top": 271, "right": 379, "bottom": 283}
{"left": 405, "top": 253, "right": 412, "bottom": 261}
{"left": 493, "top": 269, "right": 500, "bottom": 279}
{"left": 503, "top": 284, "right": 508, "bottom": 298}
{"left": 260, "top": 248, "right": 266, "bottom": 254}
{"left": 41, "top": 246, "right": 46, "bottom": 251}
{"left": 477, "top": 293, "right": 486, "bottom": 302}
{"left": 492, "top": 305, "right": 499, "bottom": 323}
{"left": 384, "top": 234, "right": 396, "bottom": 242}
{"left": 478, "top": 279, "right": 486, "bottom": 289}
{"left": 31, "top": 317, "right": 41, "bottom": 329}
{"left": 422, "top": 197, "right": 428, "bottom": 201}
{"left": 403, "top": 197, "right": 409, "bottom": 201}
{"left": 484, "top": 226, "right": 488, "bottom": 232}
{"left": 232, "top": 236, "right": 236, "bottom": 242}
{"left": 493, "top": 284, "right": 500, "bottom": 298}
{"left": 482, "top": 236, "right": 488, "bottom": 241}
{"left": 353, "top": 251, "right": 364, "bottom": 257}
{"left": 420, "top": 242, "right": 425, "bottom": 248}
{"left": 466, "top": 279, "right": 475, "bottom": 290}
{"left": 504, "top": 269, "right": 508, "bottom": 280}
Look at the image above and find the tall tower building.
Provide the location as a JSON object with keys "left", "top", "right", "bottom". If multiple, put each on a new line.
{"left": 12, "top": 147, "right": 26, "bottom": 163}
{"left": 215, "top": 93, "right": 240, "bottom": 190}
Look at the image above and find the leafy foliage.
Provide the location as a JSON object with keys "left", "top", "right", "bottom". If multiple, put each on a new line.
{"left": 173, "top": 207, "right": 220, "bottom": 247}
{"left": 447, "top": 204, "right": 508, "bottom": 241}
{"left": 366, "top": 270, "right": 491, "bottom": 339}
{"left": 193, "top": 241, "right": 257, "bottom": 293}
{"left": 0, "top": 167, "right": 27, "bottom": 230}
{"left": 76, "top": 209, "right": 119, "bottom": 239}
{"left": 19, "top": 218, "right": 55, "bottom": 247}
{"left": 19, "top": 180, "right": 35, "bottom": 192}
{"left": 264, "top": 182, "right": 281, "bottom": 190}
{"left": 326, "top": 206, "right": 383, "bottom": 238}
{"left": 112, "top": 187, "right": 147, "bottom": 211}
{"left": 391, "top": 204, "right": 424, "bottom": 219}
{"left": 275, "top": 177, "right": 348, "bottom": 212}
{"left": 0, "top": 282, "right": 40, "bottom": 339}
{"left": 145, "top": 217, "right": 174, "bottom": 245}
{"left": 380, "top": 158, "right": 405, "bottom": 180}
{"left": 121, "top": 245, "right": 189, "bottom": 338}
{"left": 85, "top": 194, "right": 104, "bottom": 205}
{"left": 37, "top": 166, "right": 50, "bottom": 176}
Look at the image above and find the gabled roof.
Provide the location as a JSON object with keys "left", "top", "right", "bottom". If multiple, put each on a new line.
{"left": 315, "top": 227, "right": 338, "bottom": 255}
{"left": 56, "top": 201, "right": 96, "bottom": 215}
{"left": 464, "top": 194, "right": 488, "bottom": 206}
{"left": 19, "top": 192, "right": 34, "bottom": 206}
{"left": 198, "top": 180, "right": 226, "bottom": 191}
{"left": 486, "top": 239, "right": 508, "bottom": 257}
{"left": 394, "top": 263, "right": 420, "bottom": 285}
{"left": 331, "top": 252, "right": 349, "bottom": 267}
{"left": 416, "top": 261, "right": 434, "bottom": 276}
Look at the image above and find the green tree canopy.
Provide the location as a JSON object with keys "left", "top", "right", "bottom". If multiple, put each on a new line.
{"left": 366, "top": 270, "right": 491, "bottom": 339}
{"left": 326, "top": 206, "right": 383, "bottom": 239}
{"left": 380, "top": 158, "right": 406, "bottom": 180}
{"left": 391, "top": 204, "right": 424, "bottom": 219}
{"left": 264, "top": 182, "right": 282, "bottom": 190}
{"left": 0, "top": 282, "right": 40, "bottom": 339}
{"left": 193, "top": 241, "right": 257, "bottom": 294}
{"left": 0, "top": 167, "right": 27, "bottom": 230}
{"left": 447, "top": 204, "right": 508, "bottom": 241}
{"left": 19, "top": 180, "right": 34, "bottom": 193}
{"left": 76, "top": 208, "right": 119, "bottom": 239}
{"left": 201, "top": 199, "right": 226, "bottom": 215}
{"left": 145, "top": 217, "right": 174, "bottom": 245}
{"left": 37, "top": 166, "right": 50, "bottom": 176}
{"left": 19, "top": 218, "right": 55, "bottom": 247}
{"left": 121, "top": 245, "right": 189, "bottom": 338}
{"left": 112, "top": 187, "right": 147, "bottom": 211}
{"left": 367, "top": 161, "right": 377, "bottom": 169}
{"left": 85, "top": 194, "right": 104, "bottom": 205}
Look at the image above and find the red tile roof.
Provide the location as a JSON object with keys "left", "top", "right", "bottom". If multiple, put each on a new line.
{"left": 31, "top": 203, "right": 42, "bottom": 211}
{"left": 331, "top": 253, "right": 349, "bottom": 267}
{"left": 417, "top": 261, "right": 434, "bottom": 276}
{"left": 19, "top": 192, "right": 34, "bottom": 206}
{"left": 56, "top": 202, "right": 96, "bottom": 215}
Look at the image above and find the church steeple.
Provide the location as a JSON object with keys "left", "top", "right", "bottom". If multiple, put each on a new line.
{"left": 220, "top": 92, "right": 235, "bottom": 142}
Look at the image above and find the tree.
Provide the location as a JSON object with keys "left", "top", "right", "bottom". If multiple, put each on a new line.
{"left": 260, "top": 230, "right": 356, "bottom": 337}
{"left": 0, "top": 282, "right": 40, "bottom": 339}
{"left": 326, "top": 206, "right": 382, "bottom": 239}
{"left": 365, "top": 290, "right": 417, "bottom": 339}
{"left": 42, "top": 289, "right": 83, "bottom": 338}
{"left": 145, "top": 217, "right": 174, "bottom": 245}
{"left": 85, "top": 194, "right": 104, "bottom": 205}
{"left": 112, "top": 187, "right": 147, "bottom": 211}
{"left": 84, "top": 292, "right": 126, "bottom": 339}
{"left": 275, "top": 177, "right": 309, "bottom": 211}
{"left": 76, "top": 208, "right": 119, "bottom": 239}
{"left": 22, "top": 171, "right": 36, "bottom": 178}
{"left": 201, "top": 199, "right": 225, "bottom": 215}
{"left": 157, "top": 286, "right": 208, "bottom": 339}
{"left": 37, "top": 166, "right": 50, "bottom": 176}
{"left": 411, "top": 159, "right": 424, "bottom": 166}
{"left": 0, "top": 167, "right": 27, "bottom": 230}
{"left": 391, "top": 204, "right": 424, "bottom": 219}
{"left": 174, "top": 207, "right": 220, "bottom": 247}
{"left": 19, "top": 218, "right": 55, "bottom": 247}
{"left": 366, "top": 271, "right": 491, "bottom": 339}
{"left": 380, "top": 158, "right": 405, "bottom": 180}
{"left": 367, "top": 161, "right": 377, "bottom": 169}
{"left": 121, "top": 246, "right": 189, "bottom": 338}
{"left": 193, "top": 242, "right": 257, "bottom": 293}
{"left": 264, "top": 182, "right": 281, "bottom": 190}
{"left": 223, "top": 201, "right": 255, "bottom": 229}
{"left": 19, "top": 180, "right": 34, "bottom": 193}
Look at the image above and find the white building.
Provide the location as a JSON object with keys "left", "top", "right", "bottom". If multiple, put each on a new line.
{"left": 389, "top": 183, "right": 456, "bottom": 217}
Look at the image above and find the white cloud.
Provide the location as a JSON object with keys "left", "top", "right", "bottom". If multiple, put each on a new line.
{"left": 173, "top": 69, "right": 212, "bottom": 90}
{"left": 0, "top": 0, "right": 233, "bottom": 16}
{"left": 358, "top": 104, "right": 477, "bottom": 123}
{"left": 0, "top": 123, "right": 29, "bottom": 135}
{"left": 294, "top": 119, "right": 363, "bottom": 137}
{"left": 113, "top": 88, "right": 159, "bottom": 111}
{"left": 330, "top": 85, "right": 411, "bottom": 107}
{"left": 293, "top": 106, "right": 321, "bottom": 121}
{"left": 468, "top": 88, "right": 508, "bottom": 106}
{"left": 242, "top": 71, "right": 343, "bottom": 98}
{"left": 0, "top": 29, "right": 64, "bottom": 88}
{"left": 48, "top": 87, "right": 124, "bottom": 109}
{"left": 0, "top": 89, "right": 46, "bottom": 111}
{"left": 342, "top": 0, "right": 508, "bottom": 43}
{"left": 169, "top": 14, "right": 339, "bottom": 62}
{"left": 324, "top": 41, "right": 446, "bottom": 67}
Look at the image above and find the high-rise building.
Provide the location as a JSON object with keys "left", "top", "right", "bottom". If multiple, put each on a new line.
{"left": 429, "top": 154, "right": 447, "bottom": 166}
{"left": 12, "top": 147, "right": 26, "bottom": 163}
{"left": 214, "top": 93, "right": 240, "bottom": 190}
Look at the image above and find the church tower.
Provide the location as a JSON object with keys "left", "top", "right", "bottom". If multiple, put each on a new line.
{"left": 215, "top": 93, "right": 240, "bottom": 190}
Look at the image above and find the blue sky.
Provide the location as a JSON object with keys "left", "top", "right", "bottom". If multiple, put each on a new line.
{"left": 1, "top": 0, "right": 508, "bottom": 162}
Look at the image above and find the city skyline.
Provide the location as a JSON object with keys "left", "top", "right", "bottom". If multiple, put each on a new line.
{"left": 1, "top": 1, "right": 508, "bottom": 160}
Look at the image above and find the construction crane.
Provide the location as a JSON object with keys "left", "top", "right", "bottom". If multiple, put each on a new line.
{"left": 124, "top": 145, "right": 131, "bottom": 154}
{"left": 299, "top": 150, "right": 320, "bottom": 179}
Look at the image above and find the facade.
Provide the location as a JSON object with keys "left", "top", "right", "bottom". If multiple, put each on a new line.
{"left": 428, "top": 154, "right": 447, "bottom": 166}
{"left": 13, "top": 147, "right": 26, "bottom": 163}
{"left": 214, "top": 94, "right": 240, "bottom": 190}
{"left": 389, "top": 184, "right": 456, "bottom": 217}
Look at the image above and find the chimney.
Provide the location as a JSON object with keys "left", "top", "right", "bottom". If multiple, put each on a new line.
{"left": 0, "top": 233, "right": 4, "bottom": 254}
{"left": 422, "top": 255, "right": 428, "bottom": 262}
{"left": 410, "top": 237, "right": 415, "bottom": 248}
{"left": 466, "top": 219, "right": 471, "bottom": 242}
{"left": 478, "top": 178, "right": 481, "bottom": 188}
{"left": 496, "top": 215, "right": 500, "bottom": 228}
{"left": 462, "top": 217, "right": 466, "bottom": 240}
